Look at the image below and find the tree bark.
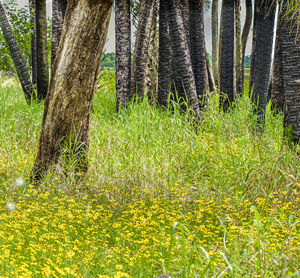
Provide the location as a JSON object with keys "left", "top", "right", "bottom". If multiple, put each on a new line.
{"left": 249, "top": 0, "right": 256, "bottom": 92}
{"left": 36, "top": 0, "right": 49, "bottom": 100}
{"left": 32, "top": 0, "right": 113, "bottom": 181}
{"left": 0, "top": 2, "right": 33, "bottom": 101}
{"left": 115, "top": 0, "right": 131, "bottom": 111}
{"left": 51, "top": 0, "right": 67, "bottom": 65}
{"left": 220, "top": 0, "right": 236, "bottom": 104}
{"left": 235, "top": 0, "right": 242, "bottom": 94}
{"left": 131, "top": 0, "right": 155, "bottom": 98}
{"left": 29, "top": 0, "right": 37, "bottom": 86}
{"left": 206, "top": 52, "right": 216, "bottom": 92}
{"left": 211, "top": 0, "right": 219, "bottom": 87}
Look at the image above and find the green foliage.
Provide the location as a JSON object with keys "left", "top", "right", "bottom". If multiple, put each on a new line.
{"left": 101, "top": 52, "right": 116, "bottom": 68}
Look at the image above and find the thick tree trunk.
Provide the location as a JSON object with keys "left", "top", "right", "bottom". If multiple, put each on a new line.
{"left": 211, "top": 0, "right": 219, "bottom": 87}
{"left": 235, "top": 0, "right": 242, "bottom": 94}
{"left": 51, "top": 0, "right": 67, "bottom": 65}
{"left": 36, "top": 0, "right": 49, "bottom": 100}
{"left": 166, "top": 0, "right": 200, "bottom": 118}
{"left": 131, "top": 0, "right": 155, "bottom": 98}
{"left": 29, "top": 0, "right": 37, "bottom": 86}
{"left": 32, "top": 0, "right": 113, "bottom": 181}
{"left": 0, "top": 2, "right": 33, "bottom": 101}
{"left": 158, "top": 0, "right": 171, "bottom": 107}
{"left": 180, "top": 0, "right": 190, "bottom": 47}
{"left": 115, "top": 0, "right": 131, "bottom": 111}
{"left": 252, "top": 1, "right": 275, "bottom": 112}
{"left": 189, "top": 0, "right": 209, "bottom": 99}
{"left": 220, "top": 0, "right": 236, "bottom": 103}
{"left": 240, "top": 0, "right": 252, "bottom": 92}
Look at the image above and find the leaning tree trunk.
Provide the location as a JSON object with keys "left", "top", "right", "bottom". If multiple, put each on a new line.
{"left": 32, "top": 0, "right": 113, "bottom": 181}
{"left": 206, "top": 52, "right": 216, "bottom": 92}
{"left": 51, "top": 0, "right": 67, "bottom": 65}
{"left": 235, "top": 0, "right": 242, "bottom": 94}
{"left": 240, "top": 0, "right": 252, "bottom": 92}
{"left": 211, "top": 0, "right": 219, "bottom": 87}
{"left": 29, "top": 0, "right": 37, "bottom": 86}
{"left": 220, "top": 0, "right": 236, "bottom": 104}
{"left": 189, "top": 0, "right": 209, "bottom": 100}
{"left": 166, "top": 0, "right": 200, "bottom": 118}
{"left": 115, "top": 0, "right": 131, "bottom": 111}
{"left": 131, "top": 0, "right": 155, "bottom": 98}
{"left": 0, "top": 2, "right": 33, "bottom": 101}
{"left": 158, "top": 0, "right": 172, "bottom": 107}
{"left": 252, "top": 1, "right": 275, "bottom": 112}
{"left": 36, "top": 0, "right": 49, "bottom": 100}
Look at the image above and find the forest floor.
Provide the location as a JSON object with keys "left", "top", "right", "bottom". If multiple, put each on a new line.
{"left": 0, "top": 74, "right": 299, "bottom": 277}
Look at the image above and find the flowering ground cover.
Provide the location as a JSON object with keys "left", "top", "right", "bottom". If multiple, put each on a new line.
{"left": 0, "top": 78, "right": 299, "bottom": 277}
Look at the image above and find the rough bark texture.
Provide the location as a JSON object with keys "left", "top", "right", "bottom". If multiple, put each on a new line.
{"left": 131, "top": 0, "right": 155, "bottom": 98}
{"left": 211, "top": 0, "right": 219, "bottom": 87}
{"left": 166, "top": 0, "right": 200, "bottom": 118}
{"left": 29, "top": 0, "right": 37, "bottom": 86}
{"left": 115, "top": 0, "right": 131, "bottom": 111}
{"left": 189, "top": 0, "right": 209, "bottom": 100}
{"left": 220, "top": 0, "right": 236, "bottom": 103}
{"left": 0, "top": 2, "right": 33, "bottom": 101}
{"left": 32, "top": 0, "right": 113, "bottom": 181}
{"left": 180, "top": 0, "right": 190, "bottom": 47}
{"left": 249, "top": 1, "right": 256, "bottom": 92}
{"left": 280, "top": 9, "right": 300, "bottom": 140}
{"left": 252, "top": 1, "right": 275, "bottom": 112}
{"left": 158, "top": 0, "right": 171, "bottom": 107}
{"left": 240, "top": 0, "right": 252, "bottom": 92}
{"left": 235, "top": 0, "right": 242, "bottom": 94}
{"left": 51, "top": 0, "right": 67, "bottom": 65}
{"left": 36, "top": 0, "right": 49, "bottom": 100}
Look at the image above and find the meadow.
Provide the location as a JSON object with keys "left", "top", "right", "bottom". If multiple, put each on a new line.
{"left": 0, "top": 73, "right": 299, "bottom": 277}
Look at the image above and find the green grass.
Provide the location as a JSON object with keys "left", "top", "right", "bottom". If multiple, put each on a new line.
{"left": 0, "top": 76, "right": 299, "bottom": 277}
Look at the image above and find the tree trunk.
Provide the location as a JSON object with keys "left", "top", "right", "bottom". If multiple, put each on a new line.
{"left": 166, "top": 0, "right": 200, "bottom": 118}
{"left": 51, "top": 0, "right": 67, "bottom": 65}
{"left": 0, "top": 2, "right": 33, "bottom": 101}
{"left": 189, "top": 0, "right": 209, "bottom": 100}
{"left": 32, "top": 0, "right": 113, "bottom": 181}
{"left": 29, "top": 0, "right": 37, "bottom": 86}
{"left": 249, "top": 1, "right": 256, "bottom": 92}
{"left": 115, "top": 0, "right": 131, "bottom": 111}
{"left": 220, "top": 0, "right": 236, "bottom": 104}
{"left": 240, "top": 0, "right": 252, "bottom": 92}
{"left": 252, "top": 1, "right": 275, "bottom": 112}
{"left": 235, "top": 0, "right": 242, "bottom": 94}
{"left": 36, "top": 0, "right": 49, "bottom": 100}
{"left": 158, "top": 0, "right": 171, "bottom": 107}
{"left": 211, "top": 0, "right": 219, "bottom": 87}
{"left": 180, "top": 0, "right": 190, "bottom": 47}
{"left": 206, "top": 52, "right": 216, "bottom": 92}
{"left": 131, "top": 0, "right": 155, "bottom": 98}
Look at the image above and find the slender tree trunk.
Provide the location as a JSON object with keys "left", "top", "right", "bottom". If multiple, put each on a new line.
{"left": 131, "top": 0, "right": 155, "bottom": 98}
{"left": 211, "top": 0, "right": 219, "bottom": 87}
{"left": 158, "top": 0, "right": 171, "bottom": 107}
{"left": 32, "top": 0, "right": 113, "bottom": 181}
{"left": 220, "top": 0, "right": 236, "bottom": 104}
{"left": 249, "top": 1, "right": 256, "bottom": 92}
{"left": 206, "top": 52, "right": 216, "bottom": 92}
{"left": 29, "top": 0, "right": 37, "bottom": 86}
{"left": 252, "top": 1, "right": 275, "bottom": 112}
{"left": 235, "top": 0, "right": 242, "bottom": 94}
{"left": 51, "top": 0, "right": 67, "bottom": 65}
{"left": 115, "top": 0, "right": 131, "bottom": 111}
{"left": 36, "top": 0, "right": 49, "bottom": 100}
{"left": 240, "top": 0, "right": 252, "bottom": 92}
{"left": 189, "top": 0, "right": 209, "bottom": 99}
{"left": 166, "top": 0, "right": 200, "bottom": 118}
{"left": 0, "top": 2, "right": 33, "bottom": 101}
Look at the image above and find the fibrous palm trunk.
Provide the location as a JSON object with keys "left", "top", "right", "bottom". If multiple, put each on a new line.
{"left": 235, "top": 0, "right": 242, "bottom": 94}
{"left": 249, "top": 1, "right": 256, "bottom": 91}
{"left": 51, "top": 0, "right": 67, "bottom": 65}
{"left": 29, "top": 0, "right": 37, "bottom": 86}
{"left": 252, "top": 0, "right": 275, "bottom": 112}
{"left": 115, "top": 0, "right": 131, "bottom": 111}
{"left": 36, "top": 0, "right": 49, "bottom": 100}
{"left": 220, "top": 0, "right": 236, "bottom": 103}
{"left": 32, "top": 0, "right": 113, "bottom": 181}
{"left": 166, "top": 0, "right": 200, "bottom": 118}
{"left": 0, "top": 2, "right": 33, "bottom": 101}
{"left": 131, "top": 0, "right": 155, "bottom": 98}
{"left": 211, "top": 0, "right": 219, "bottom": 87}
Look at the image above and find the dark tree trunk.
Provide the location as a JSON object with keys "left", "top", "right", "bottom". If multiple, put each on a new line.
{"left": 180, "top": 0, "right": 190, "bottom": 47}
{"left": 189, "top": 0, "right": 209, "bottom": 100}
{"left": 252, "top": 1, "right": 275, "bottom": 112}
{"left": 211, "top": 0, "right": 219, "bottom": 87}
{"left": 166, "top": 0, "right": 200, "bottom": 118}
{"left": 29, "top": 0, "right": 37, "bottom": 86}
{"left": 158, "top": 0, "right": 171, "bottom": 107}
{"left": 206, "top": 52, "right": 216, "bottom": 92}
{"left": 235, "top": 0, "right": 242, "bottom": 94}
{"left": 115, "top": 0, "right": 131, "bottom": 111}
{"left": 131, "top": 0, "right": 155, "bottom": 98}
{"left": 0, "top": 2, "right": 33, "bottom": 101}
{"left": 32, "top": 0, "right": 113, "bottom": 181}
{"left": 220, "top": 0, "right": 236, "bottom": 103}
{"left": 249, "top": 1, "right": 256, "bottom": 92}
{"left": 240, "top": 0, "right": 252, "bottom": 92}
{"left": 51, "top": 0, "right": 67, "bottom": 65}
{"left": 36, "top": 0, "right": 49, "bottom": 100}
